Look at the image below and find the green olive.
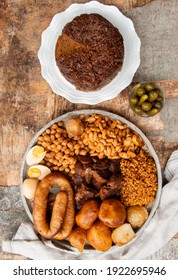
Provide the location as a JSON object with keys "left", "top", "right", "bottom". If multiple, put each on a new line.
{"left": 141, "top": 101, "right": 152, "bottom": 112}
{"left": 148, "top": 91, "right": 158, "bottom": 102}
{"left": 144, "top": 83, "right": 155, "bottom": 92}
{"left": 130, "top": 96, "right": 139, "bottom": 105}
{"left": 132, "top": 84, "right": 141, "bottom": 96}
{"left": 137, "top": 94, "right": 148, "bottom": 106}
{"left": 154, "top": 101, "right": 163, "bottom": 110}
{"left": 146, "top": 108, "right": 159, "bottom": 116}
{"left": 133, "top": 105, "right": 143, "bottom": 116}
{"left": 136, "top": 87, "right": 145, "bottom": 97}
{"left": 157, "top": 95, "right": 164, "bottom": 102}
{"left": 154, "top": 88, "right": 161, "bottom": 94}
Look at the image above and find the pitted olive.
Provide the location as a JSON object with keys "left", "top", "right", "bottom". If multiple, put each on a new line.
{"left": 157, "top": 95, "right": 164, "bottom": 102}
{"left": 141, "top": 102, "right": 152, "bottom": 112}
{"left": 144, "top": 83, "right": 155, "bottom": 92}
{"left": 148, "top": 91, "right": 158, "bottom": 102}
{"left": 146, "top": 108, "right": 159, "bottom": 115}
{"left": 154, "top": 101, "right": 163, "bottom": 109}
{"left": 133, "top": 106, "right": 143, "bottom": 116}
{"left": 130, "top": 96, "right": 138, "bottom": 105}
{"left": 136, "top": 87, "right": 145, "bottom": 97}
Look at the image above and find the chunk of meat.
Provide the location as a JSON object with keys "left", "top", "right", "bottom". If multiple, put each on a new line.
{"left": 78, "top": 155, "right": 93, "bottom": 165}
{"left": 75, "top": 184, "right": 98, "bottom": 207}
{"left": 85, "top": 167, "right": 93, "bottom": 184}
{"left": 91, "top": 177, "right": 103, "bottom": 191}
{"left": 100, "top": 173, "right": 123, "bottom": 200}
{"left": 93, "top": 158, "right": 110, "bottom": 170}
{"left": 70, "top": 174, "right": 85, "bottom": 188}
{"left": 109, "top": 160, "right": 121, "bottom": 173}
{"left": 92, "top": 170, "right": 107, "bottom": 184}
{"left": 75, "top": 162, "right": 85, "bottom": 177}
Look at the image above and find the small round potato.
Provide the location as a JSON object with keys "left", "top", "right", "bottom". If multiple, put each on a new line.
{"left": 127, "top": 206, "right": 148, "bottom": 227}
{"left": 66, "top": 118, "right": 84, "bottom": 139}
{"left": 22, "top": 178, "right": 39, "bottom": 200}
{"left": 76, "top": 200, "right": 100, "bottom": 230}
{"left": 69, "top": 227, "right": 87, "bottom": 253}
{"left": 99, "top": 199, "right": 126, "bottom": 228}
{"left": 112, "top": 223, "right": 136, "bottom": 246}
{"left": 87, "top": 220, "right": 112, "bottom": 251}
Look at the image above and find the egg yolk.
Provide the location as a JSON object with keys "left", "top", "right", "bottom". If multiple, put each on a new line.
{"left": 28, "top": 168, "right": 41, "bottom": 178}
{"left": 32, "top": 146, "right": 45, "bottom": 158}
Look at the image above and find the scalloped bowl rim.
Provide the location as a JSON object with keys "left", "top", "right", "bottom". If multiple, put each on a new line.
{"left": 38, "top": 1, "right": 141, "bottom": 104}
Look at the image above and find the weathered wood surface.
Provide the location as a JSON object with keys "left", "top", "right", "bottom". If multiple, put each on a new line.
{"left": 1, "top": 79, "right": 178, "bottom": 186}
{"left": 0, "top": 0, "right": 178, "bottom": 260}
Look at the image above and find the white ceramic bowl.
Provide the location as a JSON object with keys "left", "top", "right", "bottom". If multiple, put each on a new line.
{"left": 38, "top": 1, "right": 141, "bottom": 104}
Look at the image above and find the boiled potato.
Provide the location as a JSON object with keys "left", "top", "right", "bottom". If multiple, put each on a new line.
{"left": 66, "top": 118, "right": 84, "bottom": 139}
{"left": 76, "top": 199, "right": 100, "bottom": 229}
{"left": 22, "top": 178, "right": 39, "bottom": 200}
{"left": 69, "top": 227, "right": 87, "bottom": 253}
{"left": 99, "top": 199, "right": 126, "bottom": 228}
{"left": 127, "top": 206, "right": 148, "bottom": 227}
{"left": 87, "top": 220, "right": 112, "bottom": 251}
{"left": 112, "top": 223, "right": 136, "bottom": 246}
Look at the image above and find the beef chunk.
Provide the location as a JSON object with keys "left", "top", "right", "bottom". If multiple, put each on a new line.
{"left": 100, "top": 173, "right": 123, "bottom": 200}
{"left": 70, "top": 173, "right": 85, "bottom": 188}
{"left": 75, "top": 161, "right": 85, "bottom": 177}
{"left": 92, "top": 170, "right": 107, "bottom": 184}
{"left": 85, "top": 167, "right": 93, "bottom": 184}
{"left": 78, "top": 155, "right": 93, "bottom": 165}
{"left": 109, "top": 159, "right": 121, "bottom": 173}
{"left": 93, "top": 158, "right": 110, "bottom": 170}
{"left": 75, "top": 184, "right": 98, "bottom": 207}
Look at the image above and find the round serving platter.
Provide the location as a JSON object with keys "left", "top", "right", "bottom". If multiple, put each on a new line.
{"left": 20, "top": 109, "right": 162, "bottom": 256}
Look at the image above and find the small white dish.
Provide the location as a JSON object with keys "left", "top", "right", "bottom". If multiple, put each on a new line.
{"left": 38, "top": 1, "right": 141, "bottom": 104}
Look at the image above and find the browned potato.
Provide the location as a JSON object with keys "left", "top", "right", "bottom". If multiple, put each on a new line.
{"left": 87, "top": 220, "right": 112, "bottom": 251}
{"left": 66, "top": 118, "right": 84, "bottom": 139}
{"left": 69, "top": 227, "right": 87, "bottom": 253}
{"left": 112, "top": 223, "right": 136, "bottom": 246}
{"left": 99, "top": 199, "right": 126, "bottom": 228}
{"left": 127, "top": 206, "right": 148, "bottom": 227}
{"left": 76, "top": 199, "right": 100, "bottom": 230}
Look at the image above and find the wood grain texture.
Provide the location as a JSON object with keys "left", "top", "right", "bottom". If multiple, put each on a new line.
{"left": 0, "top": 0, "right": 178, "bottom": 185}
{"left": 0, "top": 0, "right": 178, "bottom": 261}
{"left": 0, "top": 0, "right": 157, "bottom": 187}
{"left": 1, "top": 80, "right": 178, "bottom": 186}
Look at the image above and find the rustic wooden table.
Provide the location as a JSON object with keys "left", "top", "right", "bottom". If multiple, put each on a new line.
{"left": 0, "top": 0, "right": 178, "bottom": 259}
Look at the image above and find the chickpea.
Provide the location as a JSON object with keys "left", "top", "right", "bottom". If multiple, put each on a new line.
{"left": 59, "top": 166, "right": 65, "bottom": 172}
{"left": 53, "top": 166, "right": 59, "bottom": 171}
{"left": 38, "top": 136, "right": 44, "bottom": 142}
{"left": 45, "top": 128, "right": 51, "bottom": 134}
{"left": 50, "top": 129, "right": 56, "bottom": 134}
{"left": 50, "top": 135, "right": 55, "bottom": 141}
{"left": 51, "top": 124, "right": 58, "bottom": 130}
{"left": 44, "top": 135, "right": 51, "bottom": 142}
{"left": 57, "top": 121, "right": 64, "bottom": 127}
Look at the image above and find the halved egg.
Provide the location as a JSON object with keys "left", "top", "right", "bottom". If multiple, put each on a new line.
{"left": 22, "top": 178, "right": 39, "bottom": 200}
{"left": 26, "top": 145, "right": 46, "bottom": 166}
{"left": 27, "top": 164, "right": 51, "bottom": 180}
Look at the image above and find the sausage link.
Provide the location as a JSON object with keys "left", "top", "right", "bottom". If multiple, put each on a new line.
{"left": 33, "top": 172, "right": 75, "bottom": 239}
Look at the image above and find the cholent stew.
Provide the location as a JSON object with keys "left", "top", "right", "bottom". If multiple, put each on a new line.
{"left": 55, "top": 14, "right": 124, "bottom": 91}
{"left": 22, "top": 114, "right": 158, "bottom": 253}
